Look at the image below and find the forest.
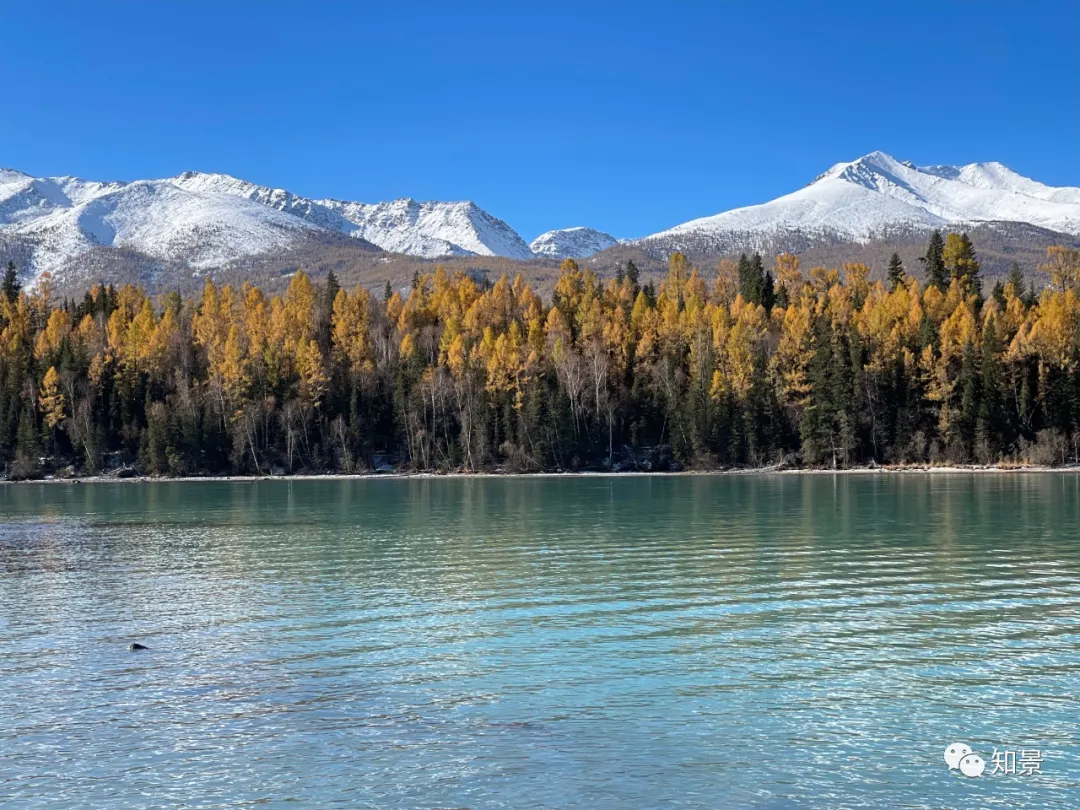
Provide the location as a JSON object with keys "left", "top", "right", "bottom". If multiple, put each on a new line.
{"left": 2, "top": 232, "right": 1080, "bottom": 478}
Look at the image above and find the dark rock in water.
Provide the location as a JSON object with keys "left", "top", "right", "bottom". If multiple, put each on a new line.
{"left": 128, "top": 643, "right": 149, "bottom": 651}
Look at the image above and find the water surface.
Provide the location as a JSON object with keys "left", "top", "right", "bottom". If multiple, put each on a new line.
{"left": 2, "top": 474, "right": 1079, "bottom": 808}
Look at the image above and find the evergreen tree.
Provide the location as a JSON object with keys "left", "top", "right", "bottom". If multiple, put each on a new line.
{"left": 318, "top": 271, "right": 340, "bottom": 354}
{"left": 383, "top": 280, "right": 393, "bottom": 303}
{"left": 2, "top": 261, "right": 19, "bottom": 303}
{"left": 920, "top": 230, "right": 948, "bottom": 291}
{"left": 978, "top": 314, "right": 1005, "bottom": 457}
{"left": 644, "top": 280, "right": 657, "bottom": 306}
{"left": 991, "top": 281, "right": 1006, "bottom": 310}
{"left": 325, "top": 271, "right": 340, "bottom": 305}
{"left": 625, "top": 260, "right": 640, "bottom": 296}
{"left": 957, "top": 339, "right": 980, "bottom": 459}
{"left": 1006, "top": 263, "right": 1027, "bottom": 301}
{"left": 886, "top": 252, "right": 905, "bottom": 291}
{"left": 761, "top": 270, "right": 776, "bottom": 313}
{"left": 738, "top": 253, "right": 768, "bottom": 305}
{"left": 737, "top": 254, "right": 754, "bottom": 301}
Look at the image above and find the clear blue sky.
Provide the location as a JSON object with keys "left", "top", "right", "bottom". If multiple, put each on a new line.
{"left": 3, "top": 1, "right": 1077, "bottom": 241}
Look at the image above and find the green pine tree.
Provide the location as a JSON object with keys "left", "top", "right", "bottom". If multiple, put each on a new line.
{"left": 761, "top": 270, "right": 775, "bottom": 313}
{"left": 991, "top": 281, "right": 1006, "bottom": 310}
{"left": 2, "top": 261, "right": 20, "bottom": 304}
{"left": 957, "top": 339, "right": 980, "bottom": 460}
{"left": 920, "top": 230, "right": 948, "bottom": 291}
{"left": 978, "top": 315, "right": 1005, "bottom": 457}
{"left": 886, "top": 252, "right": 905, "bottom": 290}
{"left": 1006, "top": 262, "right": 1029, "bottom": 305}
{"left": 625, "top": 260, "right": 640, "bottom": 296}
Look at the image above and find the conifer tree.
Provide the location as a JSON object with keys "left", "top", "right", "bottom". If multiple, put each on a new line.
{"left": 2, "top": 261, "right": 19, "bottom": 304}
{"left": 761, "top": 270, "right": 776, "bottom": 313}
{"left": 886, "top": 252, "right": 905, "bottom": 291}
{"left": 920, "top": 230, "right": 948, "bottom": 291}
{"left": 738, "top": 253, "right": 768, "bottom": 305}
{"left": 625, "top": 260, "right": 640, "bottom": 296}
{"left": 736, "top": 254, "right": 753, "bottom": 302}
{"left": 944, "top": 232, "right": 981, "bottom": 296}
{"left": 750, "top": 253, "right": 766, "bottom": 305}
{"left": 1006, "top": 263, "right": 1026, "bottom": 297}
{"left": 991, "top": 281, "right": 1006, "bottom": 310}
{"left": 957, "top": 339, "right": 980, "bottom": 459}
{"left": 978, "top": 313, "right": 1005, "bottom": 457}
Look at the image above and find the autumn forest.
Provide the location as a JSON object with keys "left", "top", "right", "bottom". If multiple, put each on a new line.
{"left": 3, "top": 232, "right": 1080, "bottom": 478}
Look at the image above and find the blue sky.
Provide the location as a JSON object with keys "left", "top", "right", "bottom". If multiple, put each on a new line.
{"left": 3, "top": 1, "right": 1077, "bottom": 241}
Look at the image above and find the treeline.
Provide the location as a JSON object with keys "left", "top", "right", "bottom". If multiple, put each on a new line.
{"left": 2, "top": 233, "right": 1080, "bottom": 478}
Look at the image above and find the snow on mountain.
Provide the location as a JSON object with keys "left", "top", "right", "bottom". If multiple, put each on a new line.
{"left": 529, "top": 226, "right": 619, "bottom": 259}
{"left": 319, "top": 197, "right": 534, "bottom": 259}
{"left": 0, "top": 171, "right": 320, "bottom": 279}
{"left": 6, "top": 152, "right": 1076, "bottom": 287}
{"left": 639, "top": 151, "right": 1080, "bottom": 251}
{"left": 171, "top": 171, "right": 534, "bottom": 260}
{"left": 1, "top": 168, "right": 536, "bottom": 282}
{"left": 171, "top": 171, "right": 359, "bottom": 234}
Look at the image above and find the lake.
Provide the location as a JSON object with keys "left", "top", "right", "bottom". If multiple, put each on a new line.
{"left": 1, "top": 474, "right": 1079, "bottom": 808}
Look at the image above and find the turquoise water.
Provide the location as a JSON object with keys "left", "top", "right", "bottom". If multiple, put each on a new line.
{"left": 1, "top": 474, "right": 1079, "bottom": 809}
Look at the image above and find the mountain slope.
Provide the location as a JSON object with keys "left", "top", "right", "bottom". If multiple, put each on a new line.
{"left": 0, "top": 171, "right": 323, "bottom": 280}
{"left": 637, "top": 151, "right": 1080, "bottom": 254}
{"left": 530, "top": 227, "right": 619, "bottom": 259}
{"left": 4, "top": 153, "right": 1078, "bottom": 292}
{"left": 0, "top": 168, "right": 535, "bottom": 284}
{"left": 172, "top": 171, "right": 534, "bottom": 259}
{"left": 319, "top": 197, "right": 533, "bottom": 259}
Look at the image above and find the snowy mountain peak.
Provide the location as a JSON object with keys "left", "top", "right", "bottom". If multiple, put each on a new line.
{"left": 169, "top": 172, "right": 535, "bottom": 260}
{"left": 530, "top": 227, "right": 619, "bottom": 259}
{"left": 642, "top": 151, "right": 1080, "bottom": 252}
{"left": 315, "top": 196, "right": 534, "bottom": 259}
{"left": 0, "top": 168, "right": 33, "bottom": 183}
{"left": 0, "top": 167, "right": 540, "bottom": 282}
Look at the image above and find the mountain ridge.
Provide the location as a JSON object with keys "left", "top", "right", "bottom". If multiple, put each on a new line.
{"left": 635, "top": 151, "right": 1080, "bottom": 255}
{"left": 2, "top": 152, "right": 1079, "bottom": 291}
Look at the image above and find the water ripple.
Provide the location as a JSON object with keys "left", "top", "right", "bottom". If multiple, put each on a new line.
{"left": 1, "top": 474, "right": 1079, "bottom": 808}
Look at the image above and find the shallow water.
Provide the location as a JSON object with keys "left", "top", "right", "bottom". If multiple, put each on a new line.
{"left": 1, "top": 474, "right": 1079, "bottom": 808}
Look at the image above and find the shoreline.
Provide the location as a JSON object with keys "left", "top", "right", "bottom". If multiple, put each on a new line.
{"left": 4, "top": 464, "right": 1080, "bottom": 484}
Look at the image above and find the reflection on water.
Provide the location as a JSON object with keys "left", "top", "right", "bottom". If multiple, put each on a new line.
{"left": 1, "top": 474, "right": 1079, "bottom": 808}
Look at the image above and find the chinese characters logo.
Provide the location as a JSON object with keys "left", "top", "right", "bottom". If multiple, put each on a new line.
{"left": 944, "top": 742, "right": 1042, "bottom": 778}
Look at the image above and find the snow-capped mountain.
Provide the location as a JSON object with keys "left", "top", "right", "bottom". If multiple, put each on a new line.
{"left": 0, "top": 168, "right": 535, "bottom": 282}
{"left": 318, "top": 197, "right": 533, "bottom": 259}
{"left": 4, "top": 152, "right": 1078, "bottom": 289}
{"left": 530, "top": 227, "right": 619, "bottom": 259}
{"left": 171, "top": 171, "right": 533, "bottom": 259}
{"left": 0, "top": 169, "right": 322, "bottom": 279}
{"left": 637, "top": 151, "right": 1080, "bottom": 253}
